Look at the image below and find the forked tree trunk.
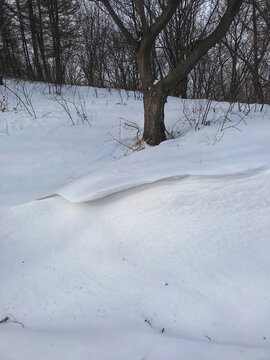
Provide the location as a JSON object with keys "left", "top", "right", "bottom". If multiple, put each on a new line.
{"left": 143, "top": 88, "right": 167, "bottom": 145}
{"left": 100, "top": 0, "right": 244, "bottom": 146}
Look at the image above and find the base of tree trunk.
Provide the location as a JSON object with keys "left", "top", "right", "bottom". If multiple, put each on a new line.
{"left": 143, "top": 90, "right": 167, "bottom": 146}
{"left": 0, "top": 76, "right": 3, "bottom": 85}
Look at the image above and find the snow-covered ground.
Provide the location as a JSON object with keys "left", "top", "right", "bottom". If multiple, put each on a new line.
{"left": 0, "top": 81, "right": 270, "bottom": 359}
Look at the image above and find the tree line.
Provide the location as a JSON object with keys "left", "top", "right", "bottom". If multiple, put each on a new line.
{"left": 0, "top": 0, "right": 269, "bottom": 104}
{"left": 0, "top": 0, "right": 269, "bottom": 144}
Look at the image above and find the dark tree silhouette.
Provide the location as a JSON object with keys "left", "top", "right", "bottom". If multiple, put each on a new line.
{"left": 97, "top": 0, "right": 244, "bottom": 145}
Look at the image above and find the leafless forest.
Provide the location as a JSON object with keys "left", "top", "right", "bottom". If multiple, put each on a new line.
{"left": 0, "top": 0, "right": 269, "bottom": 105}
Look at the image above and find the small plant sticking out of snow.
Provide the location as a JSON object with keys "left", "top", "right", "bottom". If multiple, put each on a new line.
{"left": 0, "top": 314, "right": 24, "bottom": 328}
{"left": 107, "top": 117, "right": 145, "bottom": 155}
{"left": 182, "top": 98, "right": 217, "bottom": 130}
{"left": 49, "top": 87, "right": 91, "bottom": 127}
{"left": 0, "top": 95, "right": 7, "bottom": 112}
{"left": 4, "top": 81, "right": 37, "bottom": 118}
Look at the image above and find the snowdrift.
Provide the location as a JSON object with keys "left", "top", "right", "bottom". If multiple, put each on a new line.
{"left": 1, "top": 82, "right": 270, "bottom": 360}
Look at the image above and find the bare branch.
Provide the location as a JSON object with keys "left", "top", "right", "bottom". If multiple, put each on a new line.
{"left": 135, "top": 0, "right": 149, "bottom": 32}
{"left": 160, "top": 0, "right": 244, "bottom": 92}
{"left": 98, "top": 1, "right": 137, "bottom": 47}
{"left": 147, "top": 0, "right": 181, "bottom": 44}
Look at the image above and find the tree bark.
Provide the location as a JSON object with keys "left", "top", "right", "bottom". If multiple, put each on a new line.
{"left": 136, "top": 42, "right": 168, "bottom": 145}
{"left": 143, "top": 88, "right": 167, "bottom": 145}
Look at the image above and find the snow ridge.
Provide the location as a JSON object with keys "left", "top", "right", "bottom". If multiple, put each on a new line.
{"left": 56, "top": 165, "right": 270, "bottom": 203}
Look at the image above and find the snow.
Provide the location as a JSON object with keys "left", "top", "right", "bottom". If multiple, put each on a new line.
{"left": 0, "top": 81, "right": 270, "bottom": 359}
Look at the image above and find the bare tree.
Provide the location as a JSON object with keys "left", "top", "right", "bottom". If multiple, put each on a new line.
{"left": 95, "top": 0, "right": 243, "bottom": 145}
{"left": 220, "top": 0, "right": 270, "bottom": 104}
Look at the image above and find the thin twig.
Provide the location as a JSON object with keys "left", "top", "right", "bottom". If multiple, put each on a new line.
{"left": 0, "top": 314, "right": 24, "bottom": 328}
{"left": 4, "top": 84, "right": 33, "bottom": 117}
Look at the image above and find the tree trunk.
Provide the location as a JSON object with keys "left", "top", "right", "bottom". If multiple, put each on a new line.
{"left": 27, "top": 0, "right": 44, "bottom": 81}
{"left": 143, "top": 88, "right": 167, "bottom": 146}
{"left": 137, "top": 44, "right": 167, "bottom": 146}
{"left": 171, "top": 76, "right": 188, "bottom": 98}
{"left": 37, "top": 0, "right": 51, "bottom": 82}
{"left": 252, "top": 72, "right": 264, "bottom": 104}
{"left": 47, "top": 1, "right": 63, "bottom": 91}
{"left": 0, "top": 75, "right": 3, "bottom": 85}
{"left": 16, "top": 0, "right": 33, "bottom": 79}
{"left": 229, "top": 53, "right": 238, "bottom": 101}
{"left": 252, "top": 0, "right": 264, "bottom": 104}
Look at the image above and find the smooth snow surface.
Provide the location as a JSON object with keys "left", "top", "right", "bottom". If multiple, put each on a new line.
{"left": 0, "top": 81, "right": 270, "bottom": 359}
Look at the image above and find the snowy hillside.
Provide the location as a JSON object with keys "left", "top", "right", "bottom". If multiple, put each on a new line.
{"left": 0, "top": 81, "right": 270, "bottom": 360}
